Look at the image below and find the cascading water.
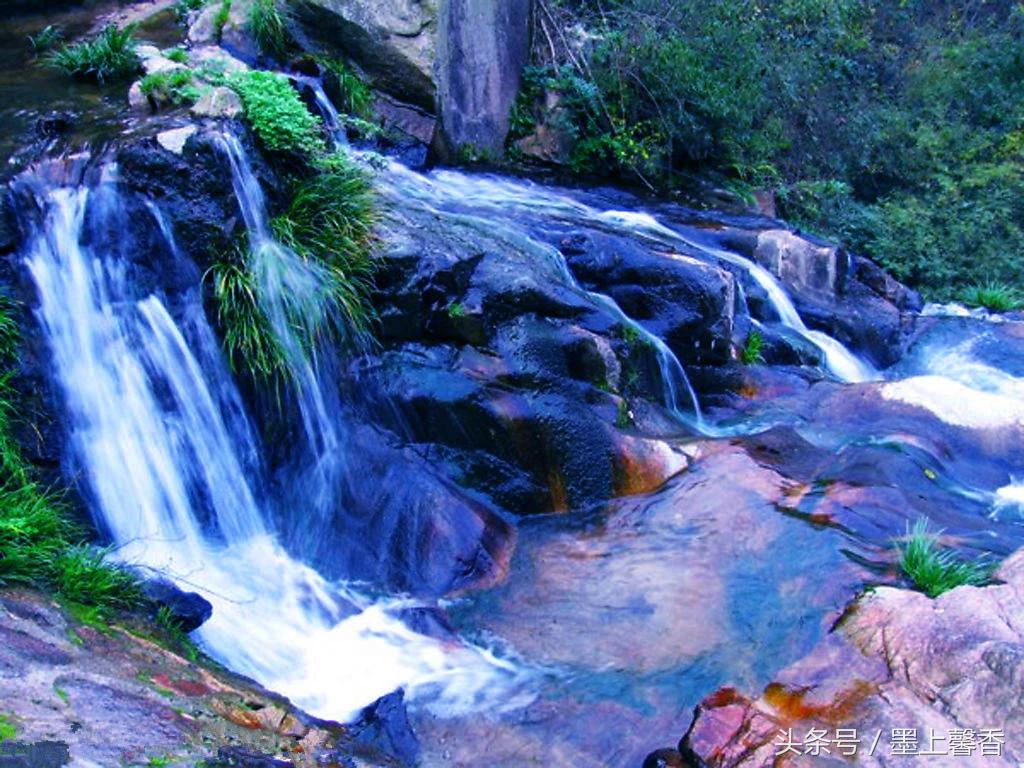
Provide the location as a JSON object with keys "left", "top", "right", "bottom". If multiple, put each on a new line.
{"left": 379, "top": 166, "right": 877, "bottom": 384}
{"left": 20, "top": 159, "right": 526, "bottom": 723}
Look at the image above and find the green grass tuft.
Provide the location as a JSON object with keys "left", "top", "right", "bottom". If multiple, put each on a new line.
{"left": 163, "top": 47, "right": 189, "bottom": 65}
{"left": 53, "top": 545, "right": 140, "bottom": 609}
{"left": 741, "top": 329, "right": 765, "bottom": 364}
{"left": 228, "top": 70, "right": 324, "bottom": 156}
{"left": 960, "top": 281, "right": 1022, "bottom": 313}
{"left": 319, "top": 58, "right": 372, "bottom": 117}
{"left": 0, "top": 713, "right": 16, "bottom": 743}
{"left": 140, "top": 69, "right": 201, "bottom": 106}
{"left": 43, "top": 24, "right": 140, "bottom": 82}
{"left": 898, "top": 519, "right": 990, "bottom": 598}
{"left": 249, "top": 0, "right": 289, "bottom": 59}
{"left": 206, "top": 249, "right": 289, "bottom": 382}
{"left": 213, "top": 0, "right": 232, "bottom": 40}
{"left": 28, "top": 24, "right": 64, "bottom": 54}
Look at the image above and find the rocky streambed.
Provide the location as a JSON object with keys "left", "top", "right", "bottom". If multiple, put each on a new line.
{"left": 1, "top": 2, "right": 1023, "bottom": 767}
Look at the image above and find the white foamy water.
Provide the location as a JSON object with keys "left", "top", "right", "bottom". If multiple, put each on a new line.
{"left": 23, "top": 173, "right": 528, "bottom": 723}
{"left": 882, "top": 342, "right": 1024, "bottom": 430}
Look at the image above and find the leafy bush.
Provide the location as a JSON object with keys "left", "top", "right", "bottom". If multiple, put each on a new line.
{"left": 140, "top": 69, "right": 201, "bottom": 105}
{"left": 228, "top": 70, "right": 324, "bottom": 155}
{"left": 249, "top": 0, "right": 289, "bottom": 59}
{"left": 899, "top": 520, "right": 990, "bottom": 598}
{"left": 44, "top": 24, "right": 140, "bottom": 82}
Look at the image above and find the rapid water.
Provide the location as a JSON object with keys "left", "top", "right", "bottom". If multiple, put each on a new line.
{"left": 377, "top": 166, "right": 877, "bottom": 384}
{"left": 20, "top": 161, "right": 527, "bottom": 723}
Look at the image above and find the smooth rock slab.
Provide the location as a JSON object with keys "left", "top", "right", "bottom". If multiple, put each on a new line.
{"left": 156, "top": 125, "right": 197, "bottom": 154}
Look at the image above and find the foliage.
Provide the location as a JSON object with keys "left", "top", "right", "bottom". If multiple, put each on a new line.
{"left": 249, "top": 0, "right": 289, "bottom": 59}
{"left": 44, "top": 23, "right": 140, "bottom": 82}
{"left": 898, "top": 520, "right": 990, "bottom": 598}
{"left": 140, "top": 69, "right": 201, "bottom": 105}
{"left": 28, "top": 25, "right": 63, "bottom": 53}
{"left": 960, "top": 281, "right": 1023, "bottom": 312}
{"left": 0, "top": 714, "right": 15, "bottom": 743}
{"left": 532, "top": 0, "right": 1024, "bottom": 298}
{"left": 213, "top": 0, "right": 232, "bottom": 40}
{"left": 164, "top": 47, "right": 189, "bottom": 64}
{"left": 271, "top": 152, "right": 377, "bottom": 340}
{"left": 741, "top": 330, "right": 764, "bottom": 365}
{"left": 447, "top": 302, "right": 465, "bottom": 319}
{"left": 207, "top": 250, "right": 289, "bottom": 381}
{"left": 228, "top": 70, "right": 324, "bottom": 156}
{"left": 320, "top": 58, "right": 372, "bottom": 117}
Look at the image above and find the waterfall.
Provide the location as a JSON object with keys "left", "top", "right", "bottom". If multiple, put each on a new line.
{"left": 291, "top": 74, "right": 350, "bottom": 149}
{"left": 21, "top": 160, "right": 526, "bottom": 723}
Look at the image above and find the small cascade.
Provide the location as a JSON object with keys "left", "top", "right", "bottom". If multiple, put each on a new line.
{"left": 375, "top": 162, "right": 705, "bottom": 428}
{"left": 20, "top": 158, "right": 527, "bottom": 723}
{"left": 291, "top": 74, "right": 349, "bottom": 149}
{"left": 385, "top": 166, "right": 877, "bottom": 384}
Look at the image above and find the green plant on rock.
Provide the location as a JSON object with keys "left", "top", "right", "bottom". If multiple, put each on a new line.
{"left": 140, "top": 69, "right": 201, "bottom": 106}
{"left": 615, "top": 398, "right": 632, "bottom": 428}
{"left": 741, "top": 330, "right": 765, "bottom": 364}
{"left": 213, "top": 0, "right": 232, "bottom": 40}
{"left": 163, "top": 47, "right": 189, "bottom": 64}
{"left": 0, "top": 713, "right": 16, "bottom": 743}
{"left": 54, "top": 545, "right": 140, "bottom": 609}
{"left": 898, "top": 519, "right": 990, "bottom": 598}
{"left": 447, "top": 302, "right": 465, "bottom": 319}
{"left": 249, "top": 0, "right": 290, "bottom": 59}
{"left": 228, "top": 70, "right": 324, "bottom": 156}
{"left": 44, "top": 24, "right": 140, "bottom": 82}
{"left": 174, "top": 0, "right": 205, "bottom": 20}
{"left": 960, "top": 281, "right": 1022, "bottom": 313}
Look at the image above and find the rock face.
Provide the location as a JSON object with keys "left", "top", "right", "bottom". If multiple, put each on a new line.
{"left": 0, "top": 589, "right": 397, "bottom": 767}
{"left": 667, "top": 548, "right": 1024, "bottom": 767}
{"left": 293, "top": 0, "right": 530, "bottom": 153}
{"left": 435, "top": 0, "right": 532, "bottom": 155}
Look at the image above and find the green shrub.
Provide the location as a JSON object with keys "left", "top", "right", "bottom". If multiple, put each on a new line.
{"left": 44, "top": 24, "right": 140, "bottom": 82}
{"left": 961, "top": 281, "right": 1023, "bottom": 312}
{"left": 899, "top": 520, "right": 990, "bottom": 598}
{"left": 271, "top": 152, "right": 377, "bottom": 339}
{"left": 741, "top": 330, "right": 764, "bottom": 365}
{"left": 249, "top": 0, "right": 289, "bottom": 59}
{"left": 140, "top": 69, "right": 201, "bottom": 105}
{"left": 228, "top": 70, "right": 324, "bottom": 155}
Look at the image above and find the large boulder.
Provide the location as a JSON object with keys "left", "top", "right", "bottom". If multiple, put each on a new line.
{"left": 293, "top": 0, "right": 530, "bottom": 153}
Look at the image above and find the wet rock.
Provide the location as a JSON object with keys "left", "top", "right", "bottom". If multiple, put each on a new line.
{"left": 294, "top": 0, "right": 437, "bottom": 112}
{"left": 643, "top": 748, "right": 687, "bottom": 768}
{"left": 191, "top": 86, "right": 244, "bottom": 119}
{"left": 208, "top": 747, "right": 292, "bottom": 767}
{"left": 156, "top": 125, "right": 197, "bottom": 154}
{"left": 556, "top": 229, "right": 737, "bottom": 366}
{"left": 128, "top": 80, "right": 148, "bottom": 112}
{"left": 188, "top": 3, "right": 221, "bottom": 45}
{"left": 352, "top": 689, "right": 420, "bottom": 766}
{"left": 754, "top": 229, "right": 848, "bottom": 298}
{"left": 670, "top": 547, "right": 1024, "bottom": 767}
{"left": 141, "top": 578, "right": 213, "bottom": 632}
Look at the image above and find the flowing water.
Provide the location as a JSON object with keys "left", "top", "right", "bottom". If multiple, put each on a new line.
{"left": 19, "top": 160, "right": 528, "bottom": 723}
{"left": 14, "top": 119, "right": 1024, "bottom": 766}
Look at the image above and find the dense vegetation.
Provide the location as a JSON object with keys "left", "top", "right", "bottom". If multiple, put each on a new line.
{"left": 43, "top": 23, "right": 140, "bottom": 81}
{"left": 520, "top": 0, "right": 1024, "bottom": 302}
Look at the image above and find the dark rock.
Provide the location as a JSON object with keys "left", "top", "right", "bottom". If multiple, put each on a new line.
{"left": 35, "top": 112, "right": 74, "bottom": 138}
{"left": 555, "top": 230, "right": 737, "bottom": 366}
{"left": 352, "top": 689, "right": 420, "bottom": 767}
{"left": 141, "top": 578, "right": 213, "bottom": 633}
{"left": 643, "top": 748, "right": 687, "bottom": 768}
